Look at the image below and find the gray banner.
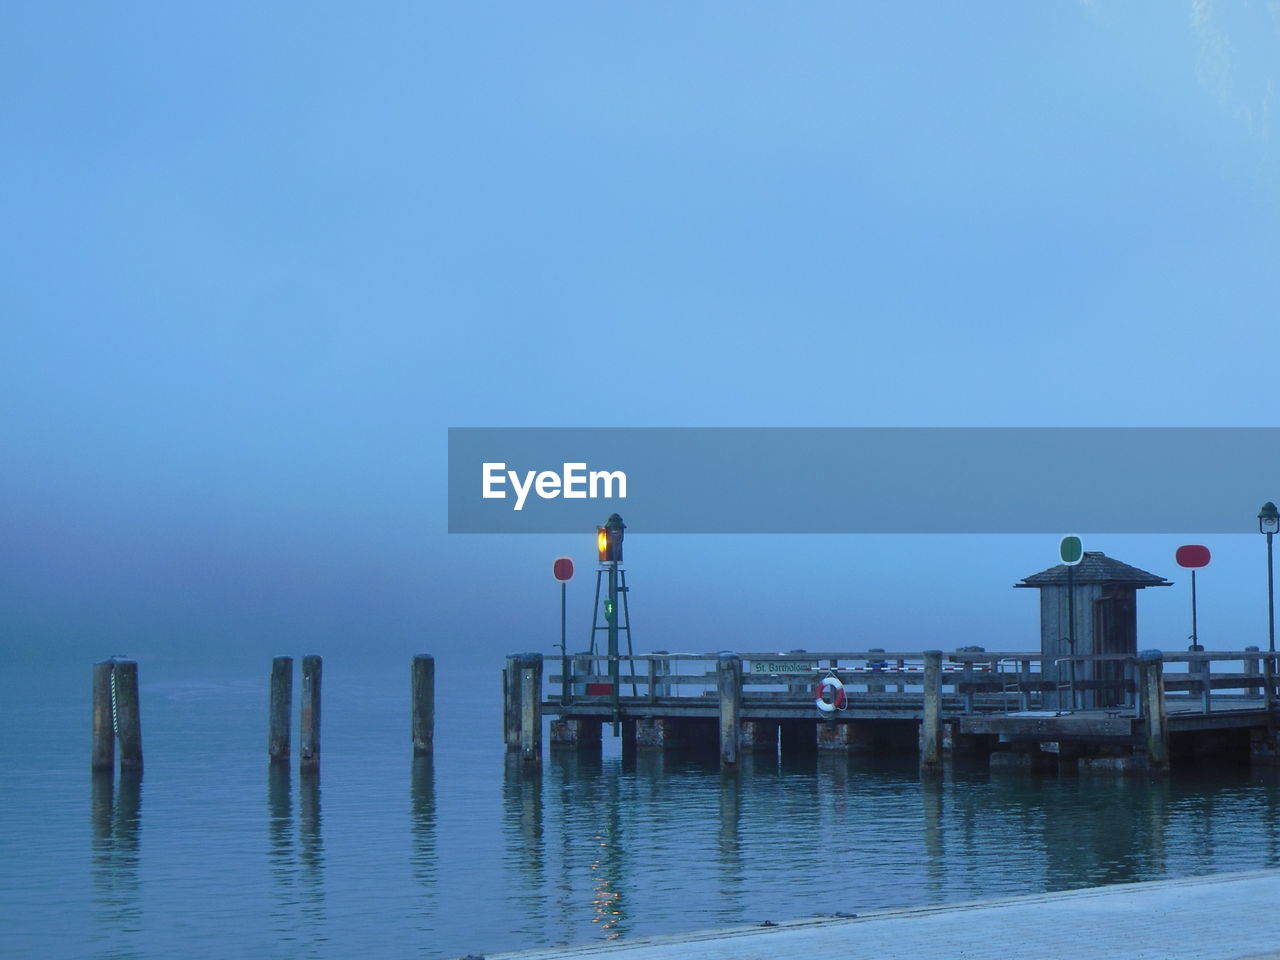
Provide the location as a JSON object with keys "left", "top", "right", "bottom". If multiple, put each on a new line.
{"left": 447, "top": 428, "right": 1280, "bottom": 533}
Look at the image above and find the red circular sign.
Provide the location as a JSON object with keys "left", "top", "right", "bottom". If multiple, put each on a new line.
{"left": 1175, "top": 545, "right": 1211, "bottom": 568}
{"left": 552, "top": 557, "right": 575, "bottom": 582}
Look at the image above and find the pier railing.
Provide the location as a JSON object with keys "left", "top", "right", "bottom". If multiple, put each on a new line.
{"left": 546, "top": 649, "right": 1280, "bottom": 718}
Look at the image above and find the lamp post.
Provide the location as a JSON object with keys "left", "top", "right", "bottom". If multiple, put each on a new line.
{"left": 1260, "top": 502, "right": 1278, "bottom": 654}
{"left": 553, "top": 557, "right": 574, "bottom": 705}
{"left": 1060, "top": 536, "right": 1084, "bottom": 711}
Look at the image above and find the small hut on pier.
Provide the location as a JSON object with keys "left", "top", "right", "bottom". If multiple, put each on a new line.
{"left": 1015, "top": 552, "right": 1171, "bottom": 709}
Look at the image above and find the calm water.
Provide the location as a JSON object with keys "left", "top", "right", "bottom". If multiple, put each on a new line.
{"left": 4, "top": 654, "right": 1280, "bottom": 959}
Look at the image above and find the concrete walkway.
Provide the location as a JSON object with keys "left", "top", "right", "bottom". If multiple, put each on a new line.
{"left": 466, "top": 870, "right": 1280, "bottom": 960}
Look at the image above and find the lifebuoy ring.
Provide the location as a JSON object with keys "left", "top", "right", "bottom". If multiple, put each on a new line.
{"left": 815, "top": 676, "right": 846, "bottom": 713}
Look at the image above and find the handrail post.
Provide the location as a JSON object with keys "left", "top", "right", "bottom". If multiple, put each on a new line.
{"left": 1199, "top": 653, "right": 1211, "bottom": 715}
{"left": 1019, "top": 658, "right": 1032, "bottom": 711}
{"left": 867, "top": 648, "right": 886, "bottom": 695}
{"left": 1244, "top": 646, "right": 1261, "bottom": 697}
{"left": 561, "top": 649, "right": 571, "bottom": 706}
{"left": 612, "top": 653, "right": 621, "bottom": 728}
{"left": 1265, "top": 652, "right": 1275, "bottom": 711}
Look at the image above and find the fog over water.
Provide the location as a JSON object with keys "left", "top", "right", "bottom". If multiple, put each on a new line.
{"left": 4, "top": 2, "right": 1280, "bottom": 956}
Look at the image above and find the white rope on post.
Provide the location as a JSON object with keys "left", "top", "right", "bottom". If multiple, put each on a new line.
{"left": 109, "top": 664, "right": 119, "bottom": 736}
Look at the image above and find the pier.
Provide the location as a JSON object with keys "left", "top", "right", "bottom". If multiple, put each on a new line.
{"left": 506, "top": 543, "right": 1280, "bottom": 772}
{"left": 506, "top": 648, "right": 1280, "bottom": 772}
{"left": 461, "top": 869, "right": 1280, "bottom": 960}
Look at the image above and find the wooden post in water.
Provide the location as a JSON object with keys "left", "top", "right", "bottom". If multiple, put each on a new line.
{"left": 111, "top": 660, "right": 143, "bottom": 773}
{"left": 269, "top": 656, "right": 293, "bottom": 763}
{"left": 504, "top": 654, "right": 522, "bottom": 750}
{"left": 519, "top": 653, "right": 543, "bottom": 763}
{"left": 412, "top": 654, "right": 435, "bottom": 756}
{"left": 1138, "top": 649, "right": 1168, "bottom": 772}
{"left": 920, "top": 650, "right": 943, "bottom": 772}
{"left": 300, "top": 654, "right": 322, "bottom": 773}
{"left": 717, "top": 653, "right": 742, "bottom": 766}
{"left": 91, "top": 660, "right": 116, "bottom": 772}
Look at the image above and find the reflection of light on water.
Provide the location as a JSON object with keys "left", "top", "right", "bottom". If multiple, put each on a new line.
{"left": 589, "top": 836, "right": 624, "bottom": 939}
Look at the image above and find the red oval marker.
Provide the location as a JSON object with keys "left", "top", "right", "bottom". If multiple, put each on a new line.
{"left": 1176, "top": 545, "right": 1211, "bottom": 568}
{"left": 552, "top": 557, "right": 575, "bottom": 582}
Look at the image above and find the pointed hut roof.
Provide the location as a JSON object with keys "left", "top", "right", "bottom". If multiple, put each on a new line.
{"left": 1014, "top": 552, "right": 1171, "bottom": 589}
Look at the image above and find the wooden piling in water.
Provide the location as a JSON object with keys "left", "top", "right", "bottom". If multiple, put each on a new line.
{"left": 1138, "top": 649, "right": 1168, "bottom": 772}
{"left": 519, "top": 653, "right": 543, "bottom": 762}
{"left": 269, "top": 656, "right": 293, "bottom": 763}
{"left": 412, "top": 654, "right": 435, "bottom": 756}
{"left": 504, "top": 654, "right": 522, "bottom": 750}
{"left": 920, "top": 650, "right": 943, "bottom": 772}
{"left": 717, "top": 654, "right": 742, "bottom": 766}
{"left": 91, "top": 660, "right": 115, "bottom": 772}
{"left": 300, "top": 654, "right": 322, "bottom": 773}
{"left": 111, "top": 660, "right": 144, "bottom": 773}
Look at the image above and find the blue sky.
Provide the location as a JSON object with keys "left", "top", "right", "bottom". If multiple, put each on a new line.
{"left": 2, "top": 3, "right": 1279, "bottom": 668}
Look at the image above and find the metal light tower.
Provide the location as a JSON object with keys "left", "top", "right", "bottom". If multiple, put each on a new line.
{"left": 1260, "top": 502, "right": 1278, "bottom": 654}
{"left": 590, "top": 514, "right": 631, "bottom": 731}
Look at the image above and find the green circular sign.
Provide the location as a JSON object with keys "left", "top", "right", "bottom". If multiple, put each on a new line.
{"left": 1060, "top": 535, "right": 1083, "bottom": 566}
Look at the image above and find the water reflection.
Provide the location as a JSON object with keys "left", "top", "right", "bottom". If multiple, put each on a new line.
{"left": 265, "top": 766, "right": 326, "bottom": 952}
{"left": 268, "top": 765, "right": 293, "bottom": 867}
{"left": 298, "top": 771, "right": 324, "bottom": 920}
{"left": 267, "top": 764, "right": 294, "bottom": 931}
{"left": 1034, "top": 776, "right": 1167, "bottom": 889}
{"left": 410, "top": 757, "right": 437, "bottom": 889}
{"left": 495, "top": 746, "right": 1280, "bottom": 949}
{"left": 589, "top": 761, "right": 626, "bottom": 940}
{"left": 716, "top": 769, "right": 743, "bottom": 923}
{"left": 549, "top": 751, "right": 602, "bottom": 948}
{"left": 920, "top": 775, "right": 944, "bottom": 898}
{"left": 503, "top": 755, "right": 547, "bottom": 941}
{"left": 537, "top": 751, "right": 633, "bottom": 942}
{"left": 91, "top": 769, "right": 142, "bottom": 949}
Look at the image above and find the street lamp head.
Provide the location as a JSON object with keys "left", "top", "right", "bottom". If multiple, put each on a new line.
{"left": 1260, "top": 501, "right": 1279, "bottom": 536}
{"left": 604, "top": 513, "right": 626, "bottom": 538}
{"left": 597, "top": 513, "right": 625, "bottom": 563}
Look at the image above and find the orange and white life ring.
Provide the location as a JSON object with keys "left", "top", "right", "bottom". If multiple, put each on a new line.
{"left": 815, "top": 676, "right": 846, "bottom": 713}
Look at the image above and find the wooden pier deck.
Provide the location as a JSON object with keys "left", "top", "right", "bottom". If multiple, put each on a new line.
{"left": 502, "top": 649, "right": 1280, "bottom": 770}
{"left": 462, "top": 869, "right": 1280, "bottom": 960}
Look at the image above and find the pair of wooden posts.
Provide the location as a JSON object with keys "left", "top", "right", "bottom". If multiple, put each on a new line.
{"left": 267, "top": 654, "right": 437, "bottom": 768}
{"left": 267, "top": 655, "right": 324, "bottom": 771}
{"left": 91, "top": 658, "right": 143, "bottom": 773}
